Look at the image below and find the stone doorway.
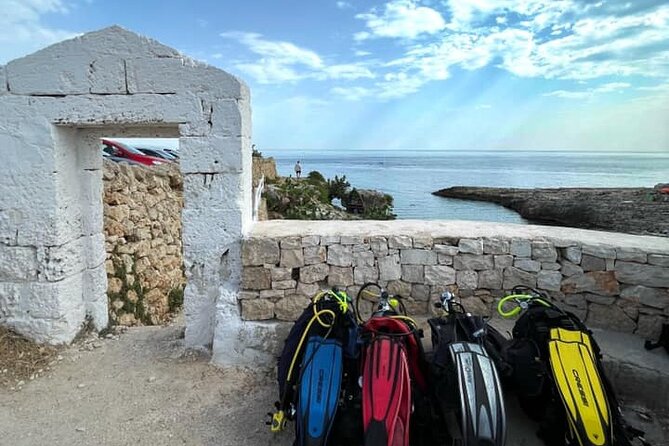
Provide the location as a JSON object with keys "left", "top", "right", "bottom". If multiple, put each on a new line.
{"left": 0, "top": 27, "right": 252, "bottom": 358}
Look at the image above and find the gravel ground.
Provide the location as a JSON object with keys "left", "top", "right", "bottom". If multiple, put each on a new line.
{"left": 0, "top": 322, "right": 665, "bottom": 446}
{"left": 0, "top": 324, "right": 288, "bottom": 446}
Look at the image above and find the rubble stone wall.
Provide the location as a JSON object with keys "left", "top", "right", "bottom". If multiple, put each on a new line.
{"left": 103, "top": 160, "right": 185, "bottom": 326}
{"left": 241, "top": 221, "right": 669, "bottom": 339}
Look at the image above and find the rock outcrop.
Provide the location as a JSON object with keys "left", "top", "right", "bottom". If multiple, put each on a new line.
{"left": 262, "top": 168, "right": 394, "bottom": 220}
{"left": 433, "top": 186, "right": 669, "bottom": 236}
{"left": 252, "top": 156, "right": 278, "bottom": 186}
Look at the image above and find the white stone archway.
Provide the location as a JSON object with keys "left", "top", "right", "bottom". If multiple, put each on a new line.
{"left": 0, "top": 26, "right": 253, "bottom": 361}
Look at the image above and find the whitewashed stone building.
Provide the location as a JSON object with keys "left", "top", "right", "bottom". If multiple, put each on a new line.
{"left": 0, "top": 26, "right": 261, "bottom": 364}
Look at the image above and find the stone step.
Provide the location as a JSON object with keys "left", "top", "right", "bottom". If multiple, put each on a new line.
{"left": 594, "top": 328, "right": 669, "bottom": 411}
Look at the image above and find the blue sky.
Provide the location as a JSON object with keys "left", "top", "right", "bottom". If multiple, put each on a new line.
{"left": 1, "top": 0, "right": 668, "bottom": 151}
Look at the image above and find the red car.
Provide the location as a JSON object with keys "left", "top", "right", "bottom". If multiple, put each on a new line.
{"left": 101, "top": 139, "right": 170, "bottom": 166}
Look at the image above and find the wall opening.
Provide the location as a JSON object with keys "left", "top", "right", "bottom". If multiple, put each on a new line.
{"left": 49, "top": 126, "right": 183, "bottom": 333}
{"left": 100, "top": 135, "right": 185, "bottom": 326}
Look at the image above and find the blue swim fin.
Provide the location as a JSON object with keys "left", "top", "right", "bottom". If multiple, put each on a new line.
{"left": 297, "top": 336, "right": 343, "bottom": 446}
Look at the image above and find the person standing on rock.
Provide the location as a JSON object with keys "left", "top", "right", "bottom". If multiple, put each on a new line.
{"left": 294, "top": 160, "right": 302, "bottom": 179}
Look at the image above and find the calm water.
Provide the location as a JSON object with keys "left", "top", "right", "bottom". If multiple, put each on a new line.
{"left": 269, "top": 150, "right": 669, "bottom": 223}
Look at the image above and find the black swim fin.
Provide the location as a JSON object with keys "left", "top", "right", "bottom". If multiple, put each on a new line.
{"left": 450, "top": 341, "right": 507, "bottom": 446}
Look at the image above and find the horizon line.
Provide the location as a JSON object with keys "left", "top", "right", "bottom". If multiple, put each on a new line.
{"left": 263, "top": 148, "right": 669, "bottom": 154}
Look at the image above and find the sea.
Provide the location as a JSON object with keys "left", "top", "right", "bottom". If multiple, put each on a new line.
{"left": 268, "top": 150, "right": 669, "bottom": 223}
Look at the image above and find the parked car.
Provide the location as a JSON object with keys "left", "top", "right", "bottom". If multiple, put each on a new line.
{"left": 101, "top": 139, "right": 170, "bottom": 166}
{"left": 136, "top": 147, "right": 178, "bottom": 161}
{"left": 102, "top": 151, "right": 145, "bottom": 166}
{"left": 162, "top": 148, "right": 179, "bottom": 159}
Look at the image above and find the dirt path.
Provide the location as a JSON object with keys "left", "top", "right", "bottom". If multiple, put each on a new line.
{"left": 0, "top": 324, "right": 290, "bottom": 446}
{"left": 1, "top": 323, "right": 665, "bottom": 445}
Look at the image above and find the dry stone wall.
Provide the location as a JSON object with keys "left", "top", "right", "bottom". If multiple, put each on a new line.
{"left": 103, "top": 160, "right": 185, "bottom": 325}
{"left": 241, "top": 221, "right": 669, "bottom": 339}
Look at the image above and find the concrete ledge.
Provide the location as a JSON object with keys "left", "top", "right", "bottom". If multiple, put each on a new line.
{"left": 251, "top": 220, "right": 669, "bottom": 254}
{"left": 595, "top": 328, "right": 669, "bottom": 411}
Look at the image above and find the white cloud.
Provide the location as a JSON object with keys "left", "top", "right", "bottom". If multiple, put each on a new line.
{"left": 234, "top": 60, "right": 303, "bottom": 84}
{"left": 638, "top": 81, "right": 669, "bottom": 92}
{"left": 0, "top": 0, "right": 78, "bottom": 63}
{"left": 445, "top": 0, "right": 556, "bottom": 31}
{"left": 224, "top": 1, "right": 669, "bottom": 100}
{"left": 543, "top": 81, "right": 631, "bottom": 99}
{"left": 221, "top": 31, "right": 323, "bottom": 69}
{"left": 594, "top": 82, "right": 631, "bottom": 92}
{"left": 221, "top": 31, "right": 322, "bottom": 83}
{"left": 355, "top": 0, "right": 446, "bottom": 40}
{"left": 543, "top": 90, "right": 592, "bottom": 99}
{"left": 376, "top": 71, "right": 425, "bottom": 98}
{"left": 354, "top": 0, "right": 669, "bottom": 100}
{"left": 485, "top": 28, "right": 541, "bottom": 77}
{"left": 354, "top": 31, "right": 371, "bottom": 41}
{"left": 336, "top": 1, "right": 352, "bottom": 10}
{"left": 331, "top": 86, "right": 373, "bottom": 100}
{"left": 452, "top": 1, "right": 669, "bottom": 80}
{"left": 321, "top": 64, "right": 375, "bottom": 80}
{"left": 221, "top": 31, "right": 375, "bottom": 84}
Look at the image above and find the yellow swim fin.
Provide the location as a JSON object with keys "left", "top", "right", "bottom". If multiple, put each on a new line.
{"left": 548, "top": 328, "right": 613, "bottom": 446}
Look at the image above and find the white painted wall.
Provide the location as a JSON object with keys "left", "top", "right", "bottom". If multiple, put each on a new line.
{"left": 0, "top": 26, "right": 254, "bottom": 356}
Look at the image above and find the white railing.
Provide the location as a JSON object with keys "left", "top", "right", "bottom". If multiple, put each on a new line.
{"left": 253, "top": 174, "right": 265, "bottom": 222}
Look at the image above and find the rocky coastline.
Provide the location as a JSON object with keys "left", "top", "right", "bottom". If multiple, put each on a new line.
{"left": 432, "top": 186, "right": 669, "bottom": 237}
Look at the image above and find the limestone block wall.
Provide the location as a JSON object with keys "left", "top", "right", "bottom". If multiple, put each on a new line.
{"left": 241, "top": 221, "right": 669, "bottom": 339}
{"left": 103, "top": 160, "right": 185, "bottom": 326}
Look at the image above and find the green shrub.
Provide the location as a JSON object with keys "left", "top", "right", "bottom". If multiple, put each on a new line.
{"left": 108, "top": 253, "right": 152, "bottom": 325}
{"left": 307, "top": 170, "right": 326, "bottom": 183}
{"left": 263, "top": 172, "right": 394, "bottom": 220}
{"left": 328, "top": 175, "right": 351, "bottom": 201}
{"left": 168, "top": 286, "right": 185, "bottom": 312}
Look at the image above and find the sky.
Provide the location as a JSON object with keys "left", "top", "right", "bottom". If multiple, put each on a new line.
{"left": 1, "top": 0, "right": 668, "bottom": 152}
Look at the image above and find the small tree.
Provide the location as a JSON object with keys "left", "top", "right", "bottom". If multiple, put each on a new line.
{"left": 307, "top": 170, "right": 326, "bottom": 183}
{"left": 328, "top": 175, "right": 351, "bottom": 201}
